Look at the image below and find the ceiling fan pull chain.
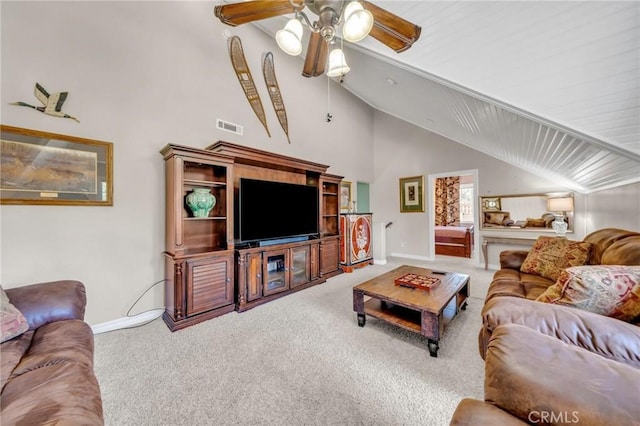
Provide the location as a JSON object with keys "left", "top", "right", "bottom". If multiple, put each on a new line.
{"left": 326, "top": 75, "right": 333, "bottom": 123}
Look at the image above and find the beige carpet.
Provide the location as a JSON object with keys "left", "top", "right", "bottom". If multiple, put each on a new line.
{"left": 94, "top": 257, "right": 489, "bottom": 425}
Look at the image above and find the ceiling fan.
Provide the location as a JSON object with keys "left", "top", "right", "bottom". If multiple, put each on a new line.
{"left": 214, "top": 0, "right": 421, "bottom": 78}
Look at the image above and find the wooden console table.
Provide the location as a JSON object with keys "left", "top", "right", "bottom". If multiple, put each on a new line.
{"left": 481, "top": 236, "right": 536, "bottom": 270}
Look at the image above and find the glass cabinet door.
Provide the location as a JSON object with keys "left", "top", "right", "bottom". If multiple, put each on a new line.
{"left": 263, "top": 250, "right": 289, "bottom": 296}
{"left": 290, "top": 246, "right": 311, "bottom": 289}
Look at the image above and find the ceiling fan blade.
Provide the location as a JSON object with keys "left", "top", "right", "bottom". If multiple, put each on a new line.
{"left": 363, "top": 1, "right": 422, "bottom": 53}
{"left": 214, "top": 0, "right": 301, "bottom": 27}
{"left": 302, "top": 31, "right": 328, "bottom": 78}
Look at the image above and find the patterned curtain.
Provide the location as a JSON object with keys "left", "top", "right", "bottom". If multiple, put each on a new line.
{"left": 434, "top": 176, "right": 460, "bottom": 226}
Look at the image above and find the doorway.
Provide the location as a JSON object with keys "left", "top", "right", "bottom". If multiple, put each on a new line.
{"left": 356, "top": 181, "right": 370, "bottom": 213}
{"left": 427, "top": 169, "right": 479, "bottom": 263}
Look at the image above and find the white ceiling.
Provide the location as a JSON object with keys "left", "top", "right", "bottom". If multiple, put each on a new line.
{"left": 232, "top": 1, "right": 640, "bottom": 193}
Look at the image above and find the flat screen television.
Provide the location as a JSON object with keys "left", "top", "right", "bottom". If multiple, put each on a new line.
{"left": 238, "top": 178, "right": 319, "bottom": 243}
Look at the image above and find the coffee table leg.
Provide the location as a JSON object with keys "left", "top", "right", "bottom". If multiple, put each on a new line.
{"left": 353, "top": 290, "right": 366, "bottom": 327}
{"left": 357, "top": 313, "right": 366, "bottom": 327}
{"left": 428, "top": 340, "right": 439, "bottom": 357}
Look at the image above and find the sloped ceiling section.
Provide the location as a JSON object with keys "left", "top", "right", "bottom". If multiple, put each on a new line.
{"left": 339, "top": 47, "right": 640, "bottom": 194}
{"left": 224, "top": 1, "right": 639, "bottom": 194}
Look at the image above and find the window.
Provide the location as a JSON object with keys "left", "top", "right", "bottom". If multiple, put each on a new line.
{"left": 459, "top": 183, "right": 474, "bottom": 223}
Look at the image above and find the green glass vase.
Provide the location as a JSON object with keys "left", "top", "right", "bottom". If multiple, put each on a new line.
{"left": 186, "top": 188, "right": 216, "bottom": 218}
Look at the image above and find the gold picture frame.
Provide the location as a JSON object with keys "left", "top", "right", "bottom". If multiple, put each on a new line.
{"left": 399, "top": 175, "right": 424, "bottom": 212}
{"left": 482, "top": 197, "right": 501, "bottom": 211}
{"left": 340, "top": 181, "right": 351, "bottom": 210}
{"left": 1, "top": 125, "right": 113, "bottom": 206}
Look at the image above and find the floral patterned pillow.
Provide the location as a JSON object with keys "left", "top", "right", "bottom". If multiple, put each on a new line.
{"left": 536, "top": 265, "right": 640, "bottom": 322}
{"left": 520, "top": 236, "right": 592, "bottom": 281}
{"left": 1, "top": 286, "right": 29, "bottom": 343}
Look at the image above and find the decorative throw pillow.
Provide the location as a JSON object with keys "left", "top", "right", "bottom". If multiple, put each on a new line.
{"left": 520, "top": 236, "right": 592, "bottom": 281}
{"left": 537, "top": 266, "right": 640, "bottom": 322}
{"left": 1, "top": 286, "right": 29, "bottom": 343}
{"left": 487, "top": 213, "right": 505, "bottom": 225}
{"left": 525, "top": 218, "right": 546, "bottom": 228}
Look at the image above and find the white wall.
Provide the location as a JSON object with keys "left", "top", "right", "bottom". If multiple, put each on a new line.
{"left": 586, "top": 182, "right": 640, "bottom": 232}
{"left": 0, "top": 1, "right": 373, "bottom": 325}
{"left": 371, "top": 111, "right": 640, "bottom": 265}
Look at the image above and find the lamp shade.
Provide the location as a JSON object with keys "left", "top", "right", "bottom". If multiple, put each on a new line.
{"left": 547, "top": 197, "right": 574, "bottom": 212}
{"left": 276, "top": 19, "right": 303, "bottom": 56}
{"left": 326, "top": 48, "right": 351, "bottom": 77}
{"left": 343, "top": 1, "right": 374, "bottom": 42}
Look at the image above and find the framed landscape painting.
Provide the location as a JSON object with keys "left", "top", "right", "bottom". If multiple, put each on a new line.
{"left": 0, "top": 125, "right": 113, "bottom": 205}
{"left": 399, "top": 175, "right": 424, "bottom": 212}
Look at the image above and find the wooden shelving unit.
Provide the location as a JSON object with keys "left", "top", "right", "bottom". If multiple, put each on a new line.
{"left": 160, "top": 141, "right": 344, "bottom": 330}
{"left": 160, "top": 144, "right": 235, "bottom": 331}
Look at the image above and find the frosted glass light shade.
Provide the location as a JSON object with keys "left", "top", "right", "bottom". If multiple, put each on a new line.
{"left": 547, "top": 197, "right": 574, "bottom": 212}
{"left": 326, "top": 48, "right": 351, "bottom": 77}
{"left": 343, "top": 1, "right": 373, "bottom": 42}
{"left": 276, "top": 19, "right": 303, "bottom": 56}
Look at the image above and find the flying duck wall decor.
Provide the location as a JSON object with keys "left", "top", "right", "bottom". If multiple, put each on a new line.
{"left": 11, "top": 83, "right": 80, "bottom": 123}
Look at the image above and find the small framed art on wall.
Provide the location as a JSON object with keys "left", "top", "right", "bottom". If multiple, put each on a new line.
{"left": 399, "top": 175, "right": 424, "bottom": 212}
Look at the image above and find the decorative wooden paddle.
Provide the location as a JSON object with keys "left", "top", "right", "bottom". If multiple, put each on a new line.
{"left": 228, "top": 36, "right": 270, "bottom": 137}
{"left": 262, "top": 52, "right": 291, "bottom": 144}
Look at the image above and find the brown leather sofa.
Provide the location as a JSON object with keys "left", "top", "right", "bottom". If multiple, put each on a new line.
{"left": 1, "top": 280, "right": 103, "bottom": 425}
{"left": 450, "top": 228, "right": 640, "bottom": 425}
{"left": 479, "top": 228, "right": 640, "bottom": 358}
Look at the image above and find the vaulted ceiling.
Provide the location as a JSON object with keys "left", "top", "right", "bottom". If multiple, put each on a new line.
{"left": 228, "top": 1, "right": 640, "bottom": 194}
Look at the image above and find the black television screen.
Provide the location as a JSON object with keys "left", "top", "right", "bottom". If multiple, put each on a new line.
{"left": 238, "top": 178, "right": 319, "bottom": 243}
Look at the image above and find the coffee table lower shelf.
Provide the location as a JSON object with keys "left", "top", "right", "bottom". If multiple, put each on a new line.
{"left": 362, "top": 299, "right": 423, "bottom": 332}
{"left": 358, "top": 298, "right": 459, "bottom": 356}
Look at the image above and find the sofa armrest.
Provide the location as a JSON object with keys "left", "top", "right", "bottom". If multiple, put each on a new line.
{"left": 450, "top": 398, "right": 528, "bottom": 425}
{"left": 485, "top": 324, "right": 640, "bottom": 426}
{"left": 4, "top": 280, "right": 87, "bottom": 330}
{"left": 480, "top": 297, "right": 640, "bottom": 368}
{"left": 499, "top": 250, "right": 529, "bottom": 270}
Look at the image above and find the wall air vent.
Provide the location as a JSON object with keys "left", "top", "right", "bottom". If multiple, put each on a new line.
{"left": 216, "top": 119, "right": 243, "bottom": 136}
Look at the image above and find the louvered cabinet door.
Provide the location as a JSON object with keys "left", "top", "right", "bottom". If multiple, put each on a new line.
{"left": 185, "top": 254, "right": 233, "bottom": 317}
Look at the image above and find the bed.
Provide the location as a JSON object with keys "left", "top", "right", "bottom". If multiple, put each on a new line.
{"left": 434, "top": 225, "right": 474, "bottom": 258}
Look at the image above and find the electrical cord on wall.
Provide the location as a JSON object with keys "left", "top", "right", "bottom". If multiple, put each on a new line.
{"left": 116, "top": 278, "right": 166, "bottom": 330}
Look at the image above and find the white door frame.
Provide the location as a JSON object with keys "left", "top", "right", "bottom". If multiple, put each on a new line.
{"left": 427, "top": 169, "right": 480, "bottom": 264}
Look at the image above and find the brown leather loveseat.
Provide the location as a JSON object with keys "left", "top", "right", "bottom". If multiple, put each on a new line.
{"left": 1, "top": 280, "right": 103, "bottom": 425}
{"left": 451, "top": 228, "right": 640, "bottom": 425}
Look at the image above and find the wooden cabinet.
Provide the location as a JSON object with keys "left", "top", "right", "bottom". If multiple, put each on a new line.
{"left": 340, "top": 213, "right": 373, "bottom": 272}
{"left": 236, "top": 239, "right": 322, "bottom": 312}
{"left": 164, "top": 252, "right": 235, "bottom": 331}
{"left": 320, "top": 235, "right": 341, "bottom": 277}
{"left": 160, "top": 144, "right": 235, "bottom": 331}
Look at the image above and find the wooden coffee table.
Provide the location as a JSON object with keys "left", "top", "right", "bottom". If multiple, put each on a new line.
{"left": 352, "top": 265, "right": 470, "bottom": 357}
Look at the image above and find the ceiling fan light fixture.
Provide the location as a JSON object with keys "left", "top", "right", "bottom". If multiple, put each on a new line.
{"left": 326, "top": 47, "right": 350, "bottom": 77}
{"left": 342, "top": 1, "right": 374, "bottom": 42}
{"left": 276, "top": 18, "right": 303, "bottom": 56}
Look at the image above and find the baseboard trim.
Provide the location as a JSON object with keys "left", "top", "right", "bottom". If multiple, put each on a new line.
{"left": 373, "top": 259, "right": 387, "bottom": 265}
{"left": 92, "top": 309, "right": 165, "bottom": 335}
{"left": 390, "top": 252, "right": 432, "bottom": 262}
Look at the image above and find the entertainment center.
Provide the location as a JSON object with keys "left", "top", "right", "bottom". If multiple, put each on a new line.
{"left": 160, "top": 141, "right": 342, "bottom": 330}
